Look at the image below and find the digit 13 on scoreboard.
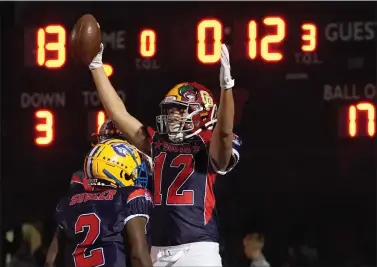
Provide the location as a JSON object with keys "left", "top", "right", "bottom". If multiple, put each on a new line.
{"left": 34, "top": 110, "right": 107, "bottom": 146}
{"left": 35, "top": 18, "right": 317, "bottom": 69}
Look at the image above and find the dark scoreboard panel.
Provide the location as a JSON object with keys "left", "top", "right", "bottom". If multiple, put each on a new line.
{"left": 2, "top": 2, "right": 376, "bottom": 221}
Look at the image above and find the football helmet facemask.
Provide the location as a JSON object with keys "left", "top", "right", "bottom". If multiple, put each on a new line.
{"left": 156, "top": 82, "right": 217, "bottom": 143}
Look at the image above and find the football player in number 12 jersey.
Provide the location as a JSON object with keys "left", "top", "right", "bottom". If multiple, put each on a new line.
{"left": 89, "top": 42, "right": 240, "bottom": 266}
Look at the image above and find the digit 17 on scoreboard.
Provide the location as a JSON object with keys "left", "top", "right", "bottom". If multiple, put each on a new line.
{"left": 344, "top": 102, "right": 376, "bottom": 138}
{"left": 33, "top": 102, "right": 376, "bottom": 147}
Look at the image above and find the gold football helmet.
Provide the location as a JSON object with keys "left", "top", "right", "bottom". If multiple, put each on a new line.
{"left": 84, "top": 139, "right": 148, "bottom": 188}
{"left": 156, "top": 82, "right": 217, "bottom": 143}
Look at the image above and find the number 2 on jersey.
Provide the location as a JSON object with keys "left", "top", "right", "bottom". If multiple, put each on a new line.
{"left": 73, "top": 213, "right": 104, "bottom": 267}
{"left": 154, "top": 153, "right": 194, "bottom": 205}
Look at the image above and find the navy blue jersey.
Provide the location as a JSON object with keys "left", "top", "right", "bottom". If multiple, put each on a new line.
{"left": 147, "top": 127, "right": 241, "bottom": 246}
{"left": 55, "top": 186, "right": 153, "bottom": 267}
{"left": 69, "top": 170, "right": 93, "bottom": 192}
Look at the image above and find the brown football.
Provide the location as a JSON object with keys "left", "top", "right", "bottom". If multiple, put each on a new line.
{"left": 70, "top": 14, "right": 101, "bottom": 65}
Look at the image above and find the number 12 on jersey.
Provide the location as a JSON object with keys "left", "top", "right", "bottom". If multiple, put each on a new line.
{"left": 154, "top": 153, "right": 195, "bottom": 205}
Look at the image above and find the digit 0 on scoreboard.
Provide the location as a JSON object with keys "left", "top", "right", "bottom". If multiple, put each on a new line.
{"left": 196, "top": 17, "right": 318, "bottom": 63}
{"left": 34, "top": 109, "right": 54, "bottom": 146}
{"left": 197, "top": 19, "right": 222, "bottom": 63}
{"left": 139, "top": 29, "right": 157, "bottom": 58}
{"left": 37, "top": 25, "right": 66, "bottom": 68}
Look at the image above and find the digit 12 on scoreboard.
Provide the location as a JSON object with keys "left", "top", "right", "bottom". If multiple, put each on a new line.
{"left": 25, "top": 18, "right": 318, "bottom": 68}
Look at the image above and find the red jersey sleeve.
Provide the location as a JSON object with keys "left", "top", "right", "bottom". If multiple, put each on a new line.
{"left": 70, "top": 170, "right": 93, "bottom": 191}
{"left": 146, "top": 126, "right": 156, "bottom": 144}
{"left": 70, "top": 170, "right": 84, "bottom": 185}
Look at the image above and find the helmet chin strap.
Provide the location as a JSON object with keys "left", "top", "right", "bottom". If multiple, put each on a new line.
{"left": 88, "top": 178, "right": 118, "bottom": 189}
{"left": 184, "top": 118, "right": 217, "bottom": 140}
{"left": 183, "top": 104, "right": 218, "bottom": 140}
{"left": 168, "top": 132, "right": 184, "bottom": 143}
{"left": 166, "top": 103, "right": 218, "bottom": 142}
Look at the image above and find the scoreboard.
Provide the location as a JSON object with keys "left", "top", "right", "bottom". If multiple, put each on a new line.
{"left": 2, "top": 1, "right": 376, "bottom": 222}
{"left": 30, "top": 18, "right": 316, "bottom": 67}
{"left": 22, "top": 29, "right": 376, "bottom": 145}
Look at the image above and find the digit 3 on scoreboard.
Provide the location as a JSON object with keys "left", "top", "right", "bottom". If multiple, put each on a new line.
{"left": 26, "top": 17, "right": 318, "bottom": 72}
{"left": 33, "top": 103, "right": 375, "bottom": 147}
{"left": 34, "top": 110, "right": 108, "bottom": 146}
{"left": 20, "top": 4, "right": 374, "bottom": 148}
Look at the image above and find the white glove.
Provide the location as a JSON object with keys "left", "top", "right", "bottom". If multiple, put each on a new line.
{"left": 89, "top": 43, "right": 104, "bottom": 70}
{"left": 219, "top": 44, "right": 235, "bottom": 89}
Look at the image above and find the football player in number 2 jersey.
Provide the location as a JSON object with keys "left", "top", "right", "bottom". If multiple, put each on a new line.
{"left": 53, "top": 140, "right": 153, "bottom": 267}
{"left": 45, "top": 119, "right": 148, "bottom": 266}
{"left": 46, "top": 123, "right": 154, "bottom": 267}
{"left": 89, "top": 43, "right": 240, "bottom": 266}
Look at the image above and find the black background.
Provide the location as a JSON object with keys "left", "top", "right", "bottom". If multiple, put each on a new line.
{"left": 1, "top": 2, "right": 376, "bottom": 265}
